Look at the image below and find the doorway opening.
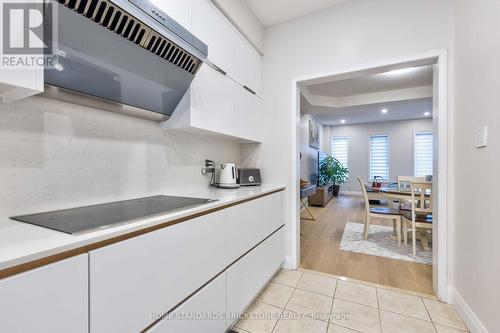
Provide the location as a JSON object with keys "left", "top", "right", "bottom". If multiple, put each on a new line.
{"left": 291, "top": 51, "right": 448, "bottom": 300}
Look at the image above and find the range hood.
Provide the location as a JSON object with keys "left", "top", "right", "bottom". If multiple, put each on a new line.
{"left": 41, "top": 0, "right": 207, "bottom": 121}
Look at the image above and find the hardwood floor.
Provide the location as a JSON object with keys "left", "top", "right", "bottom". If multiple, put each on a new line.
{"left": 300, "top": 195, "right": 434, "bottom": 295}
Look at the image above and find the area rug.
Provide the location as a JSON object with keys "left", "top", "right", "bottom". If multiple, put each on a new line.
{"left": 339, "top": 222, "right": 432, "bottom": 265}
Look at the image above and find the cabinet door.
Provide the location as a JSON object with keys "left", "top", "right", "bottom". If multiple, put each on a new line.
{"left": 0, "top": 254, "right": 88, "bottom": 333}
{"left": 149, "top": 273, "right": 227, "bottom": 333}
{"left": 233, "top": 36, "right": 262, "bottom": 96}
{"left": 89, "top": 210, "right": 227, "bottom": 333}
{"left": 234, "top": 83, "right": 262, "bottom": 142}
{"left": 262, "top": 192, "right": 284, "bottom": 237}
{"left": 191, "top": 0, "right": 234, "bottom": 76}
{"left": 190, "top": 64, "right": 234, "bottom": 135}
{"left": 226, "top": 198, "right": 264, "bottom": 264}
{"left": 262, "top": 228, "right": 284, "bottom": 283}
{"left": 149, "top": 0, "right": 191, "bottom": 29}
{"left": 226, "top": 245, "right": 264, "bottom": 328}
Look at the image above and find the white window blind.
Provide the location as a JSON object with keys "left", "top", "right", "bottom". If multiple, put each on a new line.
{"left": 370, "top": 135, "right": 389, "bottom": 180}
{"left": 331, "top": 137, "right": 349, "bottom": 168}
{"left": 414, "top": 132, "right": 433, "bottom": 177}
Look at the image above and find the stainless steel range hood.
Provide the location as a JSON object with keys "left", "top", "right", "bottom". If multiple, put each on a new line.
{"left": 41, "top": 0, "right": 207, "bottom": 121}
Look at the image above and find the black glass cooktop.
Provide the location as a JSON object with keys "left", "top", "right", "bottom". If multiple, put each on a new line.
{"left": 10, "top": 195, "right": 216, "bottom": 235}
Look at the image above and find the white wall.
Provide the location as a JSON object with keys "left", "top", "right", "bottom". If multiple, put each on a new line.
{"left": 248, "top": 0, "right": 454, "bottom": 268}
{"left": 213, "top": 0, "right": 264, "bottom": 53}
{"left": 299, "top": 114, "right": 323, "bottom": 183}
{"left": 451, "top": 1, "right": 500, "bottom": 332}
{"left": 325, "top": 118, "right": 433, "bottom": 192}
{"left": 0, "top": 97, "right": 241, "bottom": 218}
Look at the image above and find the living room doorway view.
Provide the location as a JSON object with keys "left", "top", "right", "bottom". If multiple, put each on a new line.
{"left": 298, "top": 63, "right": 438, "bottom": 295}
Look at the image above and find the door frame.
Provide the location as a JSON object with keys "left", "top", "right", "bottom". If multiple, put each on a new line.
{"left": 290, "top": 49, "right": 449, "bottom": 301}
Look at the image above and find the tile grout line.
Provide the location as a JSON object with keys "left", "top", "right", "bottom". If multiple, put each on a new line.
{"left": 422, "top": 296, "right": 439, "bottom": 333}
{"left": 270, "top": 271, "right": 303, "bottom": 333}
{"left": 326, "top": 278, "right": 339, "bottom": 333}
{"left": 376, "top": 288, "right": 383, "bottom": 333}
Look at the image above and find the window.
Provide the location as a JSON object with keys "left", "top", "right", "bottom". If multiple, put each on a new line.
{"left": 414, "top": 132, "right": 433, "bottom": 176}
{"left": 370, "top": 135, "right": 389, "bottom": 180}
{"left": 331, "top": 137, "right": 349, "bottom": 169}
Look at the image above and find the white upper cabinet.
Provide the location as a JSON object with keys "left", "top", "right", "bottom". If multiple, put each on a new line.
{"left": 150, "top": 0, "right": 192, "bottom": 29}
{"left": 234, "top": 81, "right": 262, "bottom": 142}
{"left": 0, "top": 67, "right": 43, "bottom": 104}
{"left": 0, "top": 254, "right": 88, "bottom": 333}
{"left": 233, "top": 36, "right": 262, "bottom": 96}
{"left": 163, "top": 63, "right": 235, "bottom": 137}
{"left": 191, "top": 0, "right": 235, "bottom": 77}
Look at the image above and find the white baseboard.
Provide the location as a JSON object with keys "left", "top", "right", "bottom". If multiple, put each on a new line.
{"left": 448, "top": 286, "right": 489, "bottom": 333}
{"left": 340, "top": 191, "right": 362, "bottom": 196}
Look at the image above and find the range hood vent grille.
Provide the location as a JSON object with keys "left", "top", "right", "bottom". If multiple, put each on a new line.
{"left": 57, "top": 0, "right": 201, "bottom": 74}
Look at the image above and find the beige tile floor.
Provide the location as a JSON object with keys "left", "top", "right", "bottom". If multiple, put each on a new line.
{"left": 233, "top": 269, "right": 468, "bottom": 333}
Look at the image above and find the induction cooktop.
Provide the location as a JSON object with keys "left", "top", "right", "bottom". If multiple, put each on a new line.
{"left": 10, "top": 195, "right": 216, "bottom": 235}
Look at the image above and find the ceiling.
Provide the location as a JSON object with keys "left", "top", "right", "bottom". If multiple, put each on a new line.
{"left": 245, "top": 0, "right": 347, "bottom": 26}
{"left": 307, "top": 66, "right": 433, "bottom": 97}
{"left": 302, "top": 96, "right": 433, "bottom": 125}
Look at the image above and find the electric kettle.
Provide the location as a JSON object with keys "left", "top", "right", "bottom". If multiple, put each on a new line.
{"left": 218, "top": 163, "right": 239, "bottom": 188}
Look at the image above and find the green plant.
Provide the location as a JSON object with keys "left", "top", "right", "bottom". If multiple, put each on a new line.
{"left": 319, "top": 156, "right": 349, "bottom": 186}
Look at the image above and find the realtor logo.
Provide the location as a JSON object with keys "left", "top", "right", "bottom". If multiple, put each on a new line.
{"left": 0, "top": 0, "right": 57, "bottom": 68}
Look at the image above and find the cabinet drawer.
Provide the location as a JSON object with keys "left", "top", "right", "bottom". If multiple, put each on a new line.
{"left": 226, "top": 198, "right": 263, "bottom": 264}
{"left": 262, "top": 228, "right": 284, "bottom": 283}
{"left": 89, "top": 210, "right": 227, "bottom": 333}
{"left": 226, "top": 244, "right": 264, "bottom": 328}
{"left": 0, "top": 254, "right": 88, "bottom": 333}
{"left": 148, "top": 273, "right": 227, "bottom": 333}
{"left": 262, "top": 192, "right": 284, "bottom": 236}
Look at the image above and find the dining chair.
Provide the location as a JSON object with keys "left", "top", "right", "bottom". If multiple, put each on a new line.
{"left": 401, "top": 182, "right": 433, "bottom": 256}
{"left": 358, "top": 177, "right": 402, "bottom": 244}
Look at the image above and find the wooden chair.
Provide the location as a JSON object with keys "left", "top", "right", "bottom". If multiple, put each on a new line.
{"left": 401, "top": 182, "right": 433, "bottom": 256}
{"left": 358, "top": 177, "right": 402, "bottom": 244}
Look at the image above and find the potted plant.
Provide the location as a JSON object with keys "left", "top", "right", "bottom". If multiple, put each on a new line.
{"left": 318, "top": 156, "right": 349, "bottom": 197}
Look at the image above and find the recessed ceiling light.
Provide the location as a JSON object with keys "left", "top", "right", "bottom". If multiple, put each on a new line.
{"left": 340, "top": 119, "right": 346, "bottom": 124}
{"left": 381, "top": 109, "right": 388, "bottom": 114}
{"left": 385, "top": 67, "right": 418, "bottom": 76}
{"left": 424, "top": 111, "right": 431, "bottom": 116}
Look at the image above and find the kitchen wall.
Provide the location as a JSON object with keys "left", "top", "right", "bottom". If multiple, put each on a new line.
{"left": 248, "top": 0, "right": 454, "bottom": 268}
{"left": 324, "top": 118, "right": 433, "bottom": 192}
{"left": 299, "top": 114, "right": 323, "bottom": 184}
{"left": 452, "top": 1, "right": 499, "bottom": 332}
{"left": 0, "top": 97, "right": 241, "bottom": 218}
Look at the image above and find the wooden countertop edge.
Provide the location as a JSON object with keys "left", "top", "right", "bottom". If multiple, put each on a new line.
{"left": 0, "top": 188, "right": 285, "bottom": 280}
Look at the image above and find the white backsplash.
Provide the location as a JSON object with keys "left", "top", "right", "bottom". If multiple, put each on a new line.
{"left": 0, "top": 96, "right": 242, "bottom": 218}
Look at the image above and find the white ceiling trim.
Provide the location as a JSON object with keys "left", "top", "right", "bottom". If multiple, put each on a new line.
{"left": 302, "top": 85, "right": 432, "bottom": 108}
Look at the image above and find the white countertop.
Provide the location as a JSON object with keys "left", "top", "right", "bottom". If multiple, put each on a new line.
{"left": 0, "top": 184, "right": 285, "bottom": 272}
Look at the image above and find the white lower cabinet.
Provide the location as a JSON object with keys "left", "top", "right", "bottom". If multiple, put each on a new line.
{"left": 148, "top": 273, "right": 227, "bottom": 333}
{"left": 89, "top": 209, "right": 227, "bottom": 333}
{"left": 226, "top": 242, "right": 264, "bottom": 329}
{"left": 0, "top": 254, "right": 88, "bottom": 333}
{"left": 262, "top": 229, "right": 285, "bottom": 283}
{"left": 262, "top": 192, "right": 284, "bottom": 236}
{"left": 226, "top": 198, "right": 264, "bottom": 264}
